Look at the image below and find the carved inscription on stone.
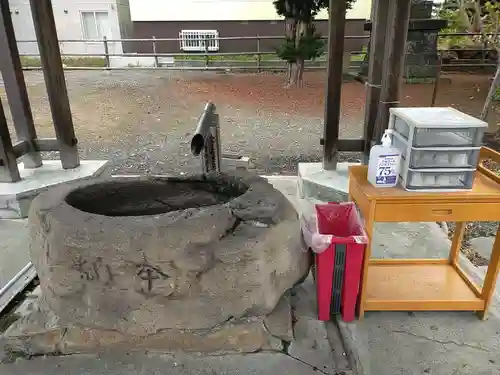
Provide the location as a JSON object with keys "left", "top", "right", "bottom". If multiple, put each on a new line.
{"left": 72, "top": 257, "right": 114, "bottom": 285}
{"left": 136, "top": 264, "right": 170, "bottom": 294}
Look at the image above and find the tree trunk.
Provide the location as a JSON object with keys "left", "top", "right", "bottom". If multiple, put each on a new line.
{"left": 291, "top": 20, "right": 307, "bottom": 87}
{"left": 480, "top": 62, "right": 500, "bottom": 123}
{"left": 287, "top": 63, "right": 298, "bottom": 87}
{"left": 297, "top": 58, "right": 305, "bottom": 87}
{"left": 286, "top": 63, "right": 293, "bottom": 86}
{"left": 283, "top": 15, "right": 297, "bottom": 87}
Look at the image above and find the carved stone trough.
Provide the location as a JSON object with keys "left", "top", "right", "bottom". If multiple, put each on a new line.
{"left": 2, "top": 172, "right": 310, "bottom": 355}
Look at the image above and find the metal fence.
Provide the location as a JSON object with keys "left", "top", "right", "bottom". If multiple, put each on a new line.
{"left": 14, "top": 32, "right": 499, "bottom": 72}
{"left": 16, "top": 35, "right": 369, "bottom": 71}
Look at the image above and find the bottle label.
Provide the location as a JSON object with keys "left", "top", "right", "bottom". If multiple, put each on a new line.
{"left": 375, "top": 154, "right": 399, "bottom": 185}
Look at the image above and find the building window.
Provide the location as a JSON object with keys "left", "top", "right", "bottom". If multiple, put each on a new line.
{"left": 81, "top": 11, "right": 109, "bottom": 39}
{"left": 179, "top": 30, "right": 219, "bottom": 52}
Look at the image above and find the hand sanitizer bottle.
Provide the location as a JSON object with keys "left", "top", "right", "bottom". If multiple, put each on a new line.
{"left": 367, "top": 130, "right": 401, "bottom": 188}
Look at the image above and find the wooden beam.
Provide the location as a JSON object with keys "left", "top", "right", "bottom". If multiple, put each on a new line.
{"left": 374, "top": 0, "right": 412, "bottom": 143}
{"left": 29, "top": 0, "right": 80, "bottom": 169}
{"left": 0, "top": 0, "right": 42, "bottom": 169}
{"left": 13, "top": 138, "right": 59, "bottom": 158}
{"left": 320, "top": 138, "right": 365, "bottom": 152}
{"left": 337, "top": 139, "right": 364, "bottom": 152}
{"left": 323, "top": 0, "right": 348, "bottom": 170}
{"left": 13, "top": 141, "right": 30, "bottom": 158}
{"left": 362, "top": 0, "right": 390, "bottom": 162}
{"left": 34, "top": 138, "right": 59, "bottom": 152}
{"left": 0, "top": 101, "right": 21, "bottom": 182}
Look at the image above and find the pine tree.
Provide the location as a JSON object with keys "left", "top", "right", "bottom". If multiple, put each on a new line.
{"left": 273, "top": 0, "right": 356, "bottom": 87}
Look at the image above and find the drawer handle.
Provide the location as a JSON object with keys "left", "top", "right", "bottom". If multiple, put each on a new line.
{"left": 432, "top": 209, "right": 452, "bottom": 216}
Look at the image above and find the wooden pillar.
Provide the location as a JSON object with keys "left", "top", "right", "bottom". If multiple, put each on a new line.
{"left": 0, "top": 101, "right": 21, "bottom": 182}
{"left": 323, "top": 0, "right": 348, "bottom": 171}
{"left": 374, "top": 0, "right": 412, "bottom": 143}
{"left": 0, "top": 0, "right": 42, "bottom": 169}
{"left": 362, "top": 0, "right": 390, "bottom": 163}
{"left": 29, "top": 0, "right": 80, "bottom": 169}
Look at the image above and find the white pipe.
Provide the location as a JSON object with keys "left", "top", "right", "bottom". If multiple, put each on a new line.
{"left": 0, "top": 262, "right": 33, "bottom": 298}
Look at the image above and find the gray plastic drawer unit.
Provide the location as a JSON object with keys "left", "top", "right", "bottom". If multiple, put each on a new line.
{"left": 389, "top": 107, "right": 487, "bottom": 148}
{"left": 392, "top": 131, "right": 481, "bottom": 169}
{"left": 387, "top": 107, "right": 487, "bottom": 192}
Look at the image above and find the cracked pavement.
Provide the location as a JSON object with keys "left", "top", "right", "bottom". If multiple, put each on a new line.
{"left": 341, "top": 311, "right": 500, "bottom": 375}
{"left": 338, "top": 221, "right": 500, "bottom": 375}
{"left": 0, "top": 352, "right": 348, "bottom": 375}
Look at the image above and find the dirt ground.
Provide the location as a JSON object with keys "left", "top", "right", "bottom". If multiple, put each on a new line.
{"left": 1, "top": 70, "right": 498, "bottom": 176}
{"left": 1, "top": 69, "right": 499, "bottom": 264}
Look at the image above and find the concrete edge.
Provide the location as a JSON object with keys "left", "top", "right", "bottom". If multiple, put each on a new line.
{"left": 334, "top": 319, "right": 366, "bottom": 375}
{"left": 110, "top": 175, "right": 299, "bottom": 179}
{"left": 336, "top": 233, "right": 500, "bottom": 375}
{"left": 324, "top": 321, "right": 354, "bottom": 374}
{"left": 0, "top": 263, "right": 36, "bottom": 314}
{"left": 14, "top": 160, "right": 110, "bottom": 199}
{"left": 88, "top": 159, "right": 112, "bottom": 178}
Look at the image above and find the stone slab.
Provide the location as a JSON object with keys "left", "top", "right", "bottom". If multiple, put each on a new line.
{"left": 263, "top": 176, "right": 299, "bottom": 212}
{"left": 0, "top": 160, "right": 109, "bottom": 219}
{"left": 1, "top": 310, "right": 283, "bottom": 358}
{"left": 0, "top": 220, "right": 36, "bottom": 313}
{"left": 0, "top": 352, "right": 326, "bottom": 375}
{"left": 289, "top": 275, "right": 342, "bottom": 375}
{"left": 13, "top": 287, "right": 43, "bottom": 318}
{"left": 470, "top": 237, "right": 495, "bottom": 260}
{"left": 2, "top": 283, "right": 292, "bottom": 358}
{"left": 298, "top": 162, "right": 360, "bottom": 203}
{"left": 264, "top": 291, "right": 293, "bottom": 342}
{"left": 221, "top": 155, "right": 254, "bottom": 171}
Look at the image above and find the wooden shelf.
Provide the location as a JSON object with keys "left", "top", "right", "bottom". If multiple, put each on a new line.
{"left": 365, "top": 263, "right": 485, "bottom": 311}
{"left": 349, "top": 147, "right": 500, "bottom": 319}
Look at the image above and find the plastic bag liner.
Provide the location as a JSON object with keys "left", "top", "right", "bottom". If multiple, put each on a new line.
{"left": 300, "top": 202, "right": 368, "bottom": 254}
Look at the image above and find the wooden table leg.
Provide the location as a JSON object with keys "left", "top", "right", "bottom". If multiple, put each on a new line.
{"left": 357, "top": 201, "right": 376, "bottom": 319}
{"left": 477, "top": 225, "right": 500, "bottom": 320}
{"left": 449, "top": 221, "right": 466, "bottom": 265}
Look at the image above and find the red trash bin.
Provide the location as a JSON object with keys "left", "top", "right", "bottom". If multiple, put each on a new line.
{"left": 312, "top": 202, "right": 368, "bottom": 322}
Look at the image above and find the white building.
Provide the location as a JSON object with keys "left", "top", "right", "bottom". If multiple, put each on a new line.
{"left": 8, "top": 0, "right": 371, "bottom": 65}
{"left": 129, "top": 0, "right": 372, "bottom": 21}
{"left": 9, "top": 0, "right": 132, "bottom": 57}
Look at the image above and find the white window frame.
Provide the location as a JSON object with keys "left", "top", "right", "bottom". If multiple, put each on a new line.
{"left": 80, "top": 11, "right": 110, "bottom": 40}
{"left": 179, "top": 30, "right": 219, "bottom": 52}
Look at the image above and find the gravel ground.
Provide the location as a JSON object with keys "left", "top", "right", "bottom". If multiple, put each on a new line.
{"left": 1, "top": 70, "right": 363, "bottom": 177}
{"left": 1, "top": 69, "right": 499, "bottom": 253}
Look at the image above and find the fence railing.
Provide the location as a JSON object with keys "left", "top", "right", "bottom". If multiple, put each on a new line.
{"left": 13, "top": 32, "right": 499, "bottom": 71}
{"left": 15, "top": 34, "right": 367, "bottom": 71}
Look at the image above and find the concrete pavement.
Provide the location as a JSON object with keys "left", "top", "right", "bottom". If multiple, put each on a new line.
{"left": 0, "top": 352, "right": 342, "bottom": 375}
{"left": 269, "top": 176, "right": 500, "bottom": 375}
{"left": 1, "top": 175, "right": 499, "bottom": 374}
{"left": 337, "top": 222, "right": 500, "bottom": 375}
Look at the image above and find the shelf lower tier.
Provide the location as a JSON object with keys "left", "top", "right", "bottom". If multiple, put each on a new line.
{"left": 365, "top": 263, "right": 485, "bottom": 311}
